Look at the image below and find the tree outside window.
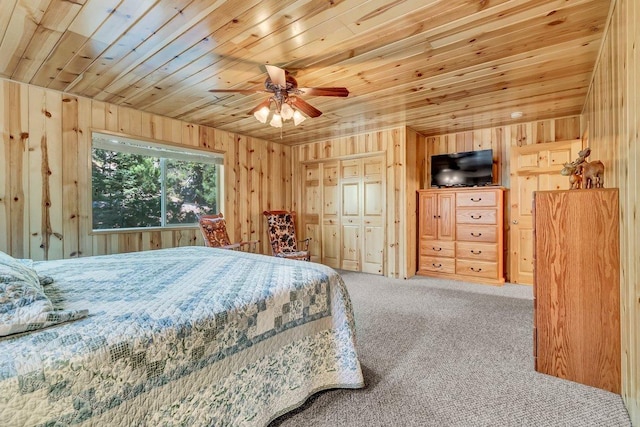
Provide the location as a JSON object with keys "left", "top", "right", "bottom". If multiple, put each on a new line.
{"left": 91, "top": 133, "right": 221, "bottom": 230}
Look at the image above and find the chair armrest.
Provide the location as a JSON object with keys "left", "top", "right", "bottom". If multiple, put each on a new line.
{"left": 238, "top": 240, "right": 260, "bottom": 250}
{"left": 300, "top": 237, "right": 311, "bottom": 251}
{"left": 220, "top": 243, "right": 242, "bottom": 250}
{"left": 238, "top": 239, "right": 260, "bottom": 245}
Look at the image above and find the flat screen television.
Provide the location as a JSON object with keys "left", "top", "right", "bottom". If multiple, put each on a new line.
{"left": 430, "top": 149, "right": 494, "bottom": 188}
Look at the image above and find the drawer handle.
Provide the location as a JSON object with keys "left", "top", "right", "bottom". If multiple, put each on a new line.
{"left": 432, "top": 263, "right": 442, "bottom": 268}
{"left": 471, "top": 215, "right": 482, "bottom": 220}
{"left": 471, "top": 198, "right": 482, "bottom": 202}
{"left": 471, "top": 232, "right": 482, "bottom": 237}
{"left": 470, "top": 267, "right": 482, "bottom": 272}
{"left": 432, "top": 247, "right": 442, "bottom": 251}
{"left": 470, "top": 250, "right": 482, "bottom": 255}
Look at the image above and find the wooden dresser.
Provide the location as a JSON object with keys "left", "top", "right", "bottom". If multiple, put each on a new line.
{"left": 533, "top": 188, "right": 620, "bottom": 393}
{"left": 417, "top": 187, "right": 505, "bottom": 285}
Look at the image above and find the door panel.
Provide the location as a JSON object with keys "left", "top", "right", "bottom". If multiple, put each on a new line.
{"left": 341, "top": 223, "right": 360, "bottom": 271}
{"left": 342, "top": 183, "right": 359, "bottom": 216}
{"left": 341, "top": 160, "right": 360, "bottom": 179}
{"left": 364, "top": 181, "right": 383, "bottom": 217}
{"left": 304, "top": 184, "right": 321, "bottom": 217}
{"left": 302, "top": 164, "right": 321, "bottom": 262}
{"left": 363, "top": 157, "right": 383, "bottom": 178}
{"left": 363, "top": 225, "right": 384, "bottom": 274}
{"left": 322, "top": 162, "right": 340, "bottom": 266}
{"left": 322, "top": 178, "right": 340, "bottom": 218}
{"left": 322, "top": 220, "right": 340, "bottom": 268}
{"left": 419, "top": 192, "right": 438, "bottom": 241}
{"left": 437, "top": 193, "right": 456, "bottom": 241}
{"left": 304, "top": 223, "right": 321, "bottom": 263}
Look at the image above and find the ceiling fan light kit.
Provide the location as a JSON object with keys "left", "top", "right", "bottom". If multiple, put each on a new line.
{"left": 269, "top": 114, "right": 283, "bottom": 128}
{"left": 254, "top": 106, "right": 270, "bottom": 123}
{"left": 293, "top": 110, "right": 306, "bottom": 126}
{"left": 210, "top": 65, "right": 348, "bottom": 131}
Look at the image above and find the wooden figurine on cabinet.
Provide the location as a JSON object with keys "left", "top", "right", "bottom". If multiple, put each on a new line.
{"left": 577, "top": 160, "right": 605, "bottom": 188}
{"left": 560, "top": 147, "right": 605, "bottom": 189}
{"left": 568, "top": 168, "right": 583, "bottom": 190}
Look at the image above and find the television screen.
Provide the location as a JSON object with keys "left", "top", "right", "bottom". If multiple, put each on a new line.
{"left": 430, "top": 149, "right": 494, "bottom": 188}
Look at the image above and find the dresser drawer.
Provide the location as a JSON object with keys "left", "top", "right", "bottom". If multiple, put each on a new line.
{"left": 456, "top": 208, "right": 497, "bottom": 225}
{"left": 456, "top": 191, "right": 497, "bottom": 207}
{"left": 456, "top": 242, "right": 498, "bottom": 262}
{"left": 421, "top": 240, "right": 455, "bottom": 258}
{"left": 456, "top": 259, "right": 498, "bottom": 279}
{"left": 456, "top": 224, "right": 497, "bottom": 243}
{"left": 419, "top": 256, "right": 456, "bottom": 274}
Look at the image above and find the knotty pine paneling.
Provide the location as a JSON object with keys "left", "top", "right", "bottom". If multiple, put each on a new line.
{"left": 0, "top": 0, "right": 609, "bottom": 145}
{"left": 424, "top": 115, "right": 582, "bottom": 283}
{"left": 0, "top": 78, "right": 291, "bottom": 260}
{"left": 405, "top": 127, "right": 425, "bottom": 279}
{"left": 292, "top": 126, "right": 425, "bottom": 279}
{"left": 582, "top": 0, "right": 639, "bottom": 422}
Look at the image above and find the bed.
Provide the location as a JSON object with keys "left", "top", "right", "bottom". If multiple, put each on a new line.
{"left": 0, "top": 246, "right": 364, "bottom": 426}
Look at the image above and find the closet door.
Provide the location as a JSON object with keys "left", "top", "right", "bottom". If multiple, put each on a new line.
{"left": 321, "top": 162, "right": 341, "bottom": 268}
{"left": 362, "top": 157, "right": 385, "bottom": 274}
{"left": 341, "top": 160, "right": 361, "bottom": 271}
{"left": 302, "top": 163, "right": 322, "bottom": 263}
{"left": 340, "top": 156, "right": 386, "bottom": 273}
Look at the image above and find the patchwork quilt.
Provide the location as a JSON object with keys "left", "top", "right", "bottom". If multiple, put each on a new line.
{"left": 0, "top": 247, "right": 364, "bottom": 426}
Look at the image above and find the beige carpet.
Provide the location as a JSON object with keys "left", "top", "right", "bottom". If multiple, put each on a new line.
{"left": 270, "top": 271, "right": 631, "bottom": 427}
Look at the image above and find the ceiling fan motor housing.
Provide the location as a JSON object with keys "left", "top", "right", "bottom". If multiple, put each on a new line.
{"left": 264, "top": 74, "right": 298, "bottom": 93}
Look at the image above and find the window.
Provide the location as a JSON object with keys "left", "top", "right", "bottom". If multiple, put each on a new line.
{"left": 91, "top": 132, "right": 223, "bottom": 230}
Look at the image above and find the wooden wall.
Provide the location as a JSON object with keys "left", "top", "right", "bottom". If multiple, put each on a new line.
{"left": 291, "top": 126, "right": 424, "bottom": 279}
{"left": 423, "top": 115, "right": 582, "bottom": 281}
{"left": 582, "top": 0, "right": 639, "bottom": 422}
{"left": 0, "top": 78, "right": 291, "bottom": 260}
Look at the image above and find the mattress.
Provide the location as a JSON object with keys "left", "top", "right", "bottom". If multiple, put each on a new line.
{"left": 0, "top": 246, "right": 364, "bottom": 426}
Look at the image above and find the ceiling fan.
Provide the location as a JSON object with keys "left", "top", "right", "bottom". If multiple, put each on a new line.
{"left": 208, "top": 65, "right": 349, "bottom": 128}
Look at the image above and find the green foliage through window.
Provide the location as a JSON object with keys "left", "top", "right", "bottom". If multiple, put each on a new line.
{"left": 91, "top": 133, "right": 221, "bottom": 230}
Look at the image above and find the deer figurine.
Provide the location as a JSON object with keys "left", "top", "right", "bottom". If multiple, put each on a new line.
{"left": 560, "top": 147, "right": 605, "bottom": 190}
{"left": 568, "top": 168, "right": 583, "bottom": 189}
{"left": 577, "top": 160, "right": 605, "bottom": 189}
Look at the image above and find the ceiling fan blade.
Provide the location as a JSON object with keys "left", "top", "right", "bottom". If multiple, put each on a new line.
{"left": 208, "top": 89, "right": 266, "bottom": 94}
{"left": 248, "top": 98, "right": 271, "bottom": 115}
{"left": 265, "top": 65, "right": 287, "bottom": 88}
{"left": 298, "top": 87, "right": 349, "bottom": 97}
{"left": 290, "top": 97, "right": 322, "bottom": 118}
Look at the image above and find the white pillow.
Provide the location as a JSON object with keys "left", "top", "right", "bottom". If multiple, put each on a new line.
{"left": 0, "top": 251, "right": 87, "bottom": 337}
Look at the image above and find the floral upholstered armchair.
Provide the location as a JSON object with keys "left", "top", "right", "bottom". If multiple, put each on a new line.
{"left": 262, "top": 210, "right": 311, "bottom": 261}
{"left": 198, "top": 213, "right": 259, "bottom": 252}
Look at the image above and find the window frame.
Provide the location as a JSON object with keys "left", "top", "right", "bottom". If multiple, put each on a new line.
{"left": 90, "top": 131, "right": 224, "bottom": 233}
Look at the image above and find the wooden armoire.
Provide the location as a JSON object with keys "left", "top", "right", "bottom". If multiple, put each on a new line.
{"left": 533, "top": 188, "right": 620, "bottom": 393}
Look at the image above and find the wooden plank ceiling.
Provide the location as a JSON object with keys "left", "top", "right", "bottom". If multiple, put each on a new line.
{"left": 0, "top": 0, "right": 611, "bottom": 145}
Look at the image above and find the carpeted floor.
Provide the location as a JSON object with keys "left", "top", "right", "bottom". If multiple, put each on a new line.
{"left": 270, "top": 271, "right": 631, "bottom": 427}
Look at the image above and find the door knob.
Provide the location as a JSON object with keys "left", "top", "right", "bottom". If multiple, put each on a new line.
{"left": 512, "top": 220, "right": 518, "bottom": 224}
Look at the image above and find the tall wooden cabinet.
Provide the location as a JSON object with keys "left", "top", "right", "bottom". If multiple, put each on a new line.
{"left": 533, "top": 188, "right": 620, "bottom": 393}
{"left": 417, "top": 187, "right": 505, "bottom": 285}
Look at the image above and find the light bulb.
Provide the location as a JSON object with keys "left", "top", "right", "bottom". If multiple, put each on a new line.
{"left": 270, "top": 114, "right": 283, "bottom": 128}
{"left": 280, "top": 103, "right": 294, "bottom": 120}
{"left": 254, "top": 106, "right": 270, "bottom": 123}
{"left": 293, "top": 110, "right": 306, "bottom": 126}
